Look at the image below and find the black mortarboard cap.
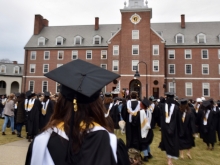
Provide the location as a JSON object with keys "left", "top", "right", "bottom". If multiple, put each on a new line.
{"left": 105, "top": 92, "right": 112, "bottom": 97}
{"left": 25, "top": 90, "right": 32, "bottom": 98}
{"left": 165, "top": 92, "right": 175, "bottom": 98}
{"left": 44, "top": 59, "right": 120, "bottom": 103}
{"left": 180, "top": 98, "right": 188, "bottom": 105}
{"left": 202, "top": 100, "right": 211, "bottom": 108}
{"left": 141, "top": 97, "right": 150, "bottom": 108}
{"left": 44, "top": 91, "right": 50, "bottom": 97}
{"left": 149, "top": 96, "right": 154, "bottom": 101}
{"left": 15, "top": 93, "right": 21, "bottom": 97}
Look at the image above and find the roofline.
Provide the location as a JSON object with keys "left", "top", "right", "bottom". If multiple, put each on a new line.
{"left": 24, "top": 46, "right": 108, "bottom": 50}
{"left": 165, "top": 45, "right": 220, "bottom": 48}
{"left": 107, "top": 28, "right": 121, "bottom": 44}
{"left": 150, "top": 28, "right": 166, "bottom": 42}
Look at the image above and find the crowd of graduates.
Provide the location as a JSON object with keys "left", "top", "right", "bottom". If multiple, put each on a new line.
{"left": 0, "top": 91, "right": 57, "bottom": 141}
{"left": 103, "top": 91, "right": 220, "bottom": 165}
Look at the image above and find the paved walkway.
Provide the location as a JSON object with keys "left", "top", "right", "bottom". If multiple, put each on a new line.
{"left": 0, "top": 139, "right": 29, "bottom": 165}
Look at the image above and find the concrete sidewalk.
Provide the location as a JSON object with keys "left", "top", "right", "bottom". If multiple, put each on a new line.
{"left": 0, "top": 139, "right": 29, "bottom": 165}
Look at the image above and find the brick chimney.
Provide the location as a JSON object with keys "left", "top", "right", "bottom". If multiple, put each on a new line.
{"left": 34, "top": 15, "right": 49, "bottom": 35}
{"left": 95, "top": 17, "right": 99, "bottom": 30}
{"left": 181, "top": 14, "right": 185, "bottom": 29}
{"left": 13, "top": 61, "right": 17, "bottom": 64}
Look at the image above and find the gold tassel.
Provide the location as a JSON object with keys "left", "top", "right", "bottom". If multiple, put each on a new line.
{"left": 73, "top": 99, "right": 77, "bottom": 112}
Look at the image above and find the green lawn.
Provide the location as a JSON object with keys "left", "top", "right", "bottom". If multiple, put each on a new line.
{"left": 116, "top": 127, "right": 220, "bottom": 165}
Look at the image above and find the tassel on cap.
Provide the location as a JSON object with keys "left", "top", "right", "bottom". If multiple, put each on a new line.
{"left": 73, "top": 99, "right": 77, "bottom": 111}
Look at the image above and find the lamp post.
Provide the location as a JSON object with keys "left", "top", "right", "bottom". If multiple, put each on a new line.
{"left": 134, "top": 61, "right": 148, "bottom": 98}
{"left": 172, "top": 77, "right": 175, "bottom": 95}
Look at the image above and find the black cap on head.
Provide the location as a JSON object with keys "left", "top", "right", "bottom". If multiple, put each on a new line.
{"left": 149, "top": 96, "right": 154, "bottom": 101}
{"left": 25, "top": 90, "right": 32, "bottom": 98}
{"left": 165, "top": 92, "right": 175, "bottom": 98}
{"left": 44, "top": 91, "right": 50, "bottom": 97}
{"left": 105, "top": 92, "right": 112, "bottom": 97}
{"left": 141, "top": 97, "right": 150, "bottom": 108}
{"left": 202, "top": 100, "right": 211, "bottom": 108}
{"left": 15, "top": 93, "right": 21, "bottom": 97}
{"left": 180, "top": 98, "right": 188, "bottom": 105}
{"left": 44, "top": 59, "right": 120, "bottom": 103}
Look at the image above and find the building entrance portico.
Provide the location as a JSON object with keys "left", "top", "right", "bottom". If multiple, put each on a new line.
{"left": 129, "top": 79, "right": 142, "bottom": 98}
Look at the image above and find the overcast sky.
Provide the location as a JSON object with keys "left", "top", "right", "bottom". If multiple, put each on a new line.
{"left": 1, "top": 0, "right": 220, "bottom": 64}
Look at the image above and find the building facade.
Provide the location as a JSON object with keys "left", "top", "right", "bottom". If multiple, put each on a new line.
{"left": 0, "top": 61, "right": 24, "bottom": 95}
{"left": 23, "top": 0, "right": 220, "bottom": 99}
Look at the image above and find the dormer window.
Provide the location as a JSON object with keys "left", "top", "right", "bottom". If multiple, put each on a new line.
{"left": 74, "top": 36, "right": 82, "bottom": 45}
{"left": 197, "top": 33, "right": 206, "bottom": 43}
{"left": 38, "top": 37, "right": 47, "bottom": 46}
{"left": 56, "top": 36, "right": 65, "bottom": 46}
{"left": 0, "top": 65, "right": 6, "bottom": 73}
{"left": 93, "top": 35, "right": 101, "bottom": 44}
{"left": 176, "top": 34, "right": 184, "bottom": 43}
{"left": 14, "top": 66, "right": 20, "bottom": 74}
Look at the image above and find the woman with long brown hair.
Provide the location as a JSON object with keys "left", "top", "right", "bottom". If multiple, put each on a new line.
{"left": 2, "top": 93, "right": 15, "bottom": 135}
{"left": 25, "top": 59, "right": 129, "bottom": 165}
{"left": 178, "top": 98, "right": 195, "bottom": 159}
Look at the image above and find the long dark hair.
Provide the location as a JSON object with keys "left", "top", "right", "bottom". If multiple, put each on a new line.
{"left": 43, "top": 93, "right": 114, "bottom": 153}
{"left": 179, "top": 103, "right": 191, "bottom": 113}
{"left": 43, "top": 96, "right": 50, "bottom": 102}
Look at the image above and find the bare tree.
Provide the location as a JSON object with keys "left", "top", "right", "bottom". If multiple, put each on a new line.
{"left": 0, "top": 58, "right": 13, "bottom": 63}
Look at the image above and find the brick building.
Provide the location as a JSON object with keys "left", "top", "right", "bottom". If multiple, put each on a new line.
{"left": 23, "top": 0, "right": 220, "bottom": 100}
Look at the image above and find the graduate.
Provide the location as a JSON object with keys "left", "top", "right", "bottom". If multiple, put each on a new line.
{"left": 25, "top": 59, "right": 130, "bottom": 165}
{"left": 198, "top": 100, "right": 216, "bottom": 150}
{"left": 103, "top": 92, "right": 113, "bottom": 117}
{"left": 178, "top": 99, "right": 195, "bottom": 159}
{"left": 125, "top": 91, "right": 141, "bottom": 149}
{"left": 159, "top": 92, "right": 181, "bottom": 165}
{"left": 39, "top": 91, "right": 54, "bottom": 131}
{"left": 109, "top": 97, "right": 121, "bottom": 134}
{"left": 25, "top": 91, "right": 41, "bottom": 142}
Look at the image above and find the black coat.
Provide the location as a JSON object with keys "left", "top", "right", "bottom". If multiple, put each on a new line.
{"left": 159, "top": 104, "right": 181, "bottom": 157}
{"left": 151, "top": 104, "right": 160, "bottom": 129}
{"left": 216, "top": 107, "right": 220, "bottom": 141}
{"left": 178, "top": 111, "right": 196, "bottom": 150}
{"left": 110, "top": 104, "right": 120, "bottom": 129}
{"left": 16, "top": 100, "right": 26, "bottom": 124}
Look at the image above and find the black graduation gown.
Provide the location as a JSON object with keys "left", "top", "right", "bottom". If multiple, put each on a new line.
{"left": 110, "top": 104, "right": 120, "bottom": 129}
{"left": 216, "top": 107, "right": 220, "bottom": 141}
{"left": 198, "top": 109, "right": 216, "bottom": 144}
{"left": 179, "top": 111, "right": 196, "bottom": 150}
{"left": 25, "top": 130, "right": 130, "bottom": 165}
{"left": 39, "top": 100, "right": 54, "bottom": 130}
{"left": 131, "top": 110, "right": 154, "bottom": 151}
{"left": 27, "top": 99, "right": 41, "bottom": 137}
{"left": 151, "top": 104, "right": 160, "bottom": 129}
{"left": 159, "top": 104, "right": 181, "bottom": 157}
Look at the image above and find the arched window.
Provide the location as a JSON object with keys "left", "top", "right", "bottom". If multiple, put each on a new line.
{"left": 0, "top": 65, "right": 6, "bottom": 73}
{"left": 93, "top": 35, "right": 102, "bottom": 44}
{"left": 197, "top": 33, "right": 206, "bottom": 43}
{"left": 176, "top": 33, "right": 184, "bottom": 43}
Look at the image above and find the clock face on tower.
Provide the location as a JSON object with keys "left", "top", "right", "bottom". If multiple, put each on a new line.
{"left": 130, "top": 13, "right": 141, "bottom": 25}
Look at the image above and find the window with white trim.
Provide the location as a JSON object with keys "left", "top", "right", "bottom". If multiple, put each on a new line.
{"left": 30, "top": 51, "right": 36, "bottom": 60}
{"left": 14, "top": 66, "right": 20, "bottom": 74}
{"left": 112, "top": 60, "right": 119, "bottom": 71}
{"left": 100, "top": 64, "right": 107, "bottom": 69}
{"left": 29, "top": 81, "right": 34, "bottom": 92}
{"left": 57, "top": 64, "right": 63, "bottom": 68}
{"left": 168, "top": 64, "right": 175, "bottom": 74}
{"left": 132, "top": 60, "right": 139, "bottom": 71}
{"left": 197, "top": 33, "right": 206, "bottom": 43}
{"left": 93, "top": 35, "right": 101, "bottom": 44}
{"left": 74, "top": 36, "right": 82, "bottom": 45}
{"left": 42, "top": 81, "right": 48, "bottom": 92}
{"left": 0, "top": 65, "right": 6, "bottom": 73}
{"left": 132, "top": 45, "right": 139, "bottom": 55}
{"left": 56, "top": 36, "right": 64, "bottom": 45}
{"left": 132, "top": 30, "right": 139, "bottom": 39}
{"left": 219, "top": 64, "right": 220, "bottom": 74}
{"left": 202, "top": 64, "right": 209, "bottom": 75}
{"left": 218, "top": 49, "right": 220, "bottom": 59}
{"left": 202, "top": 83, "right": 210, "bottom": 96}
{"left": 72, "top": 50, "right": 78, "bottom": 60}
{"left": 38, "top": 37, "right": 46, "bottom": 46}
{"left": 56, "top": 83, "right": 60, "bottom": 93}
{"left": 43, "top": 64, "right": 49, "bottom": 73}
{"left": 86, "top": 50, "right": 92, "bottom": 59}
{"left": 176, "top": 34, "right": 184, "bottom": 43}
{"left": 185, "top": 64, "right": 192, "bottom": 74}
{"left": 153, "top": 60, "right": 159, "bottom": 72}
{"left": 44, "top": 51, "right": 50, "bottom": 60}
{"left": 201, "top": 50, "right": 208, "bottom": 59}
{"left": 185, "top": 82, "right": 192, "bottom": 96}
{"left": 30, "top": 64, "right": 36, "bottom": 73}
{"left": 169, "top": 82, "right": 175, "bottom": 93}
{"left": 168, "top": 50, "right": 175, "bottom": 59}
{"left": 113, "top": 45, "right": 119, "bottom": 55}
{"left": 101, "top": 50, "right": 107, "bottom": 59}
{"left": 57, "top": 51, "right": 64, "bottom": 60}
{"left": 185, "top": 50, "right": 192, "bottom": 59}
{"left": 153, "top": 45, "right": 159, "bottom": 55}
